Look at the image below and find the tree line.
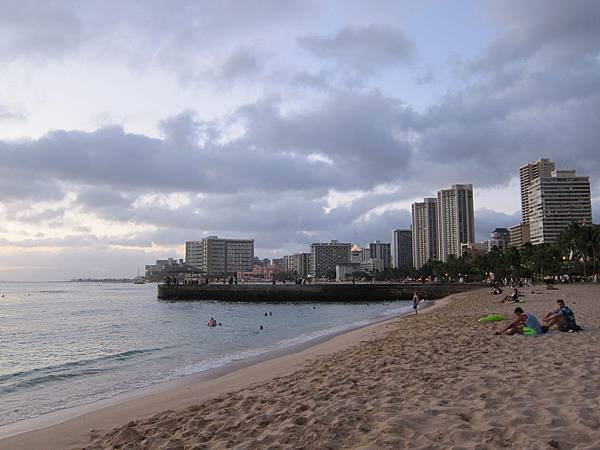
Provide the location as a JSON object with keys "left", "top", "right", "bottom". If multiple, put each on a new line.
{"left": 375, "top": 223, "right": 600, "bottom": 282}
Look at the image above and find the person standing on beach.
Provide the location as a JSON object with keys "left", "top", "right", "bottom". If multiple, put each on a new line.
{"left": 412, "top": 292, "right": 419, "bottom": 314}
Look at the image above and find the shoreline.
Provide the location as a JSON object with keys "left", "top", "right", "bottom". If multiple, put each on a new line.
{"left": 0, "top": 295, "right": 451, "bottom": 449}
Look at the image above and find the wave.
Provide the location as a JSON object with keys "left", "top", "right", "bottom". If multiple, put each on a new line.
{"left": 0, "top": 348, "right": 162, "bottom": 394}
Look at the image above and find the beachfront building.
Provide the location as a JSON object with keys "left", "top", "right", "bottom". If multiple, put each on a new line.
{"left": 237, "top": 264, "right": 275, "bottom": 282}
{"left": 282, "top": 252, "right": 311, "bottom": 277}
{"left": 437, "top": 184, "right": 475, "bottom": 262}
{"left": 391, "top": 229, "right": 413, "bottom": 269}
{"left": 369, "top": 240, "right": 392, "bottom": 269}
{"left": 335, "top": 262, "right": 361, "bottom": 281}
{"left": 527, "top": 169, "right": 592, "bottom": 244}
{"left": 271, "top": 258, "right": 284, "bottom": 271}
{"left": 461, "top": 242, "right": 488, "bottom": 259}
{"left": 310, "top": 240, "right": 352, "bottom": 277}
{"left": 185, "top": 236, "right": 254, "bottom": 277}
{"left": 509, "top": 223, "right": 531, "bottom": 248}
{"left": 350, "top": 244, "right": 363, "bottom": 263}
{"left": 144, "top": 258, "right": 188, "bottom": 281}
{"left": 411, "top": 198, "right": 438, "bottom": 270}
{"left": 360, "top": 258, "right": 384, "bottom": 274}
{"left": 487, "top": 228, "right": 510, "bottom": 252}
{"left": 520, "top": 158, "right": 556, "bottom": 225}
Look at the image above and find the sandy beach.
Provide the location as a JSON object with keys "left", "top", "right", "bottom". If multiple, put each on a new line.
{"left": 2, "top": 284, "right": 599, "bottom": 449}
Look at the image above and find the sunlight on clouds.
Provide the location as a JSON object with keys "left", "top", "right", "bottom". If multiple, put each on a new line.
{"left": 324, "top": 189, "right": 365, "bottom": 213}
{"left": 133, "top": 193, "right": 192, "bottom": 210}
{"left": 307, "top": 153, "right": 334, "bottom": 165}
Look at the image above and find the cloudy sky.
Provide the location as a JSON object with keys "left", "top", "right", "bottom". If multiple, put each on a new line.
{"left": 1, "top": 0, "right": 599, "bottom": 280}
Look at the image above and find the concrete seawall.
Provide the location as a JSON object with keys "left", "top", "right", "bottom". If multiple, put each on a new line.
{"left": 157, "top": 283, "right": 479, "bottom": 302}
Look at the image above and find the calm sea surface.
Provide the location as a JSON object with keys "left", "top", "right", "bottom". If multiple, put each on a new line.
{"left": 0, "top": 282, "right": 412, "bottom": 426}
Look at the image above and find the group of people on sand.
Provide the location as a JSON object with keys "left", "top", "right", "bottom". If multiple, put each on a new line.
{"left": 496, "top": 299, "right": 582, "bottom": 336}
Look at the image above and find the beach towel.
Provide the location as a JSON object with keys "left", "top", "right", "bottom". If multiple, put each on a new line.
{"left": 478, "top": 314, "right": 506, "bottom": 323}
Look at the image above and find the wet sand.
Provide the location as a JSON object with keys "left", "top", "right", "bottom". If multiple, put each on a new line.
{"left": 2, "top": 284, "right": 599, "bottom": 449}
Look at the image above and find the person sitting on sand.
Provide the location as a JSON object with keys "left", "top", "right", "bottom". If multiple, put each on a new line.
{"left": 412, "top": 292, "right": 419, "bottom": 314}
{"left": 543, "top": 299, "right": 581, "bottom": 332}
{"left": 496, "top": 307, "right": 543, "bottom": 336}
{"left": 502, "top": 288, "right": 521, "bottom": 303}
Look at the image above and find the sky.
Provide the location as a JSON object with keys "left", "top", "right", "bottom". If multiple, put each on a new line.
{"left": 0, "top": 0, "right": 599, "bottom": 280}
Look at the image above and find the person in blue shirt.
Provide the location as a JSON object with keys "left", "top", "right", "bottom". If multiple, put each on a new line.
{"left": 496, "top": 307, "right": 544, "bottom": 336}
{"left": 543, "top": 299, "right": 579, "bottom": 332}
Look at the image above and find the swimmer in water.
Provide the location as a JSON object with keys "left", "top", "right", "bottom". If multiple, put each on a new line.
{"left": 260, "top": 325, "right": 264, "bottom": 330}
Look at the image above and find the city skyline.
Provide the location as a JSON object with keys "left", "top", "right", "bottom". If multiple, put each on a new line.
{"left": 1, "top": 1, "right": 599, "bottom": 280}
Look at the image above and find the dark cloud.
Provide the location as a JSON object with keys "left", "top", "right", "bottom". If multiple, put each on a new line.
{"left": 299, "top": 24, "right": 414, "bottom": 75}
{"left": 0, "top": 91, "right": 418, "bottom": 202}
{"left": 0, "top": 0, "right": 308, "bottom": 83}
{"left": 76, "top": 187, "right": 133, "bottom": 209}
{"left": 217, "top": 48, "right": 264, "bottom": 81}
{"left": 475, "top": 0, "right": 600, "bottom": 72}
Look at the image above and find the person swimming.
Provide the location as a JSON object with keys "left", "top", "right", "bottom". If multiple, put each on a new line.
{"left": 207, "top": 317, "right": 217, "bottom": 327}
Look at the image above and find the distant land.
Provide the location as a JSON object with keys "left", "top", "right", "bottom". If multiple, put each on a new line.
{"left": 69, "top": 278, "right": 134, "bottom": 283}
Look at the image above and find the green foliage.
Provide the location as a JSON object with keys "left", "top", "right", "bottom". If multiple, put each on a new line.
{"left": 366, "top": 223, "right": 599, "bottom": 281}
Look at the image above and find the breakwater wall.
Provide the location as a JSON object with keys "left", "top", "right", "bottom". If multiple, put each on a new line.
{"left": 157, "top": 283, "right": 478, "bottom": 302}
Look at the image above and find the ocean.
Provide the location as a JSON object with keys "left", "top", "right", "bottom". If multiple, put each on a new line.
{"left": 0, "top": 282, "right": 412, "bottom": 426}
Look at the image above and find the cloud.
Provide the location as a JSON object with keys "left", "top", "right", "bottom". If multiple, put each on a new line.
{"left": 474, "top": 0, "right": 600, "bottom": 72}
{"left": 474, "top": 208, "right": 521, "bottom": 242}
{"left": 217, "top": 48, "right": 265, "bottom": 81}
{"left": 299, "top": 24, "right": 414, "bottom": 74}
{"left": 0, "top": 105, "right": 25, "bottom": 121}
{"left": 1, "top": 0, "right": 599, "bottom": 281}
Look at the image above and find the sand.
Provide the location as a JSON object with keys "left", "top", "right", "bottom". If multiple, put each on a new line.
{"left": 2, "top": 284, "right": 599, "bottom": 450}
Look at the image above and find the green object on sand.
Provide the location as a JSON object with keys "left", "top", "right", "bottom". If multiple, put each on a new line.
{"left": 478, "top": 314, "right": 506, "bottom": 323}
{"left": 523, "top": 326, "right": 537, "bottom": 336}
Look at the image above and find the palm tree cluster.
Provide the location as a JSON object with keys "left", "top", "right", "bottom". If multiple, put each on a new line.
{"left": 378, "top": 223, "right": 600, "bottom": 282}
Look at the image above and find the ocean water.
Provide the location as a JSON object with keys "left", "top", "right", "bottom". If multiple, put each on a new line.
{"left": 0, "top": 282, "right": 412, "bottom": 426}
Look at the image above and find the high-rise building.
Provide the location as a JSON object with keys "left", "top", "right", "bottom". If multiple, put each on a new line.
{"left": 509, "top": 223, "right": 531, "bottom": 248}
{"left": 520, "top": 158, "right": 556, "bottom": 224}
{"left": 310, "top": 240, "right": 351, "bottom": 277}
{"left": 369, "top": 240, "right": 392, "bottom": 269}
{"left": 437, "top": 184, "right": 475, "bottom": 262}
{"left": 185, "top": 236, "right": 254, "bottom": 277}
{"left": 411, "top": 198, "right": 438, "bottom": 270}
{"left": 488, "top": 228, "right": 510, "bottom": 252}
{"left": 282, "top": 252, "right": 311, "bottom": 277}
{"left": 528, "top": 169, "right": 592, "bottom": 244}
{"left": 391, "top": 229, "right": 413, "bottom": 269}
